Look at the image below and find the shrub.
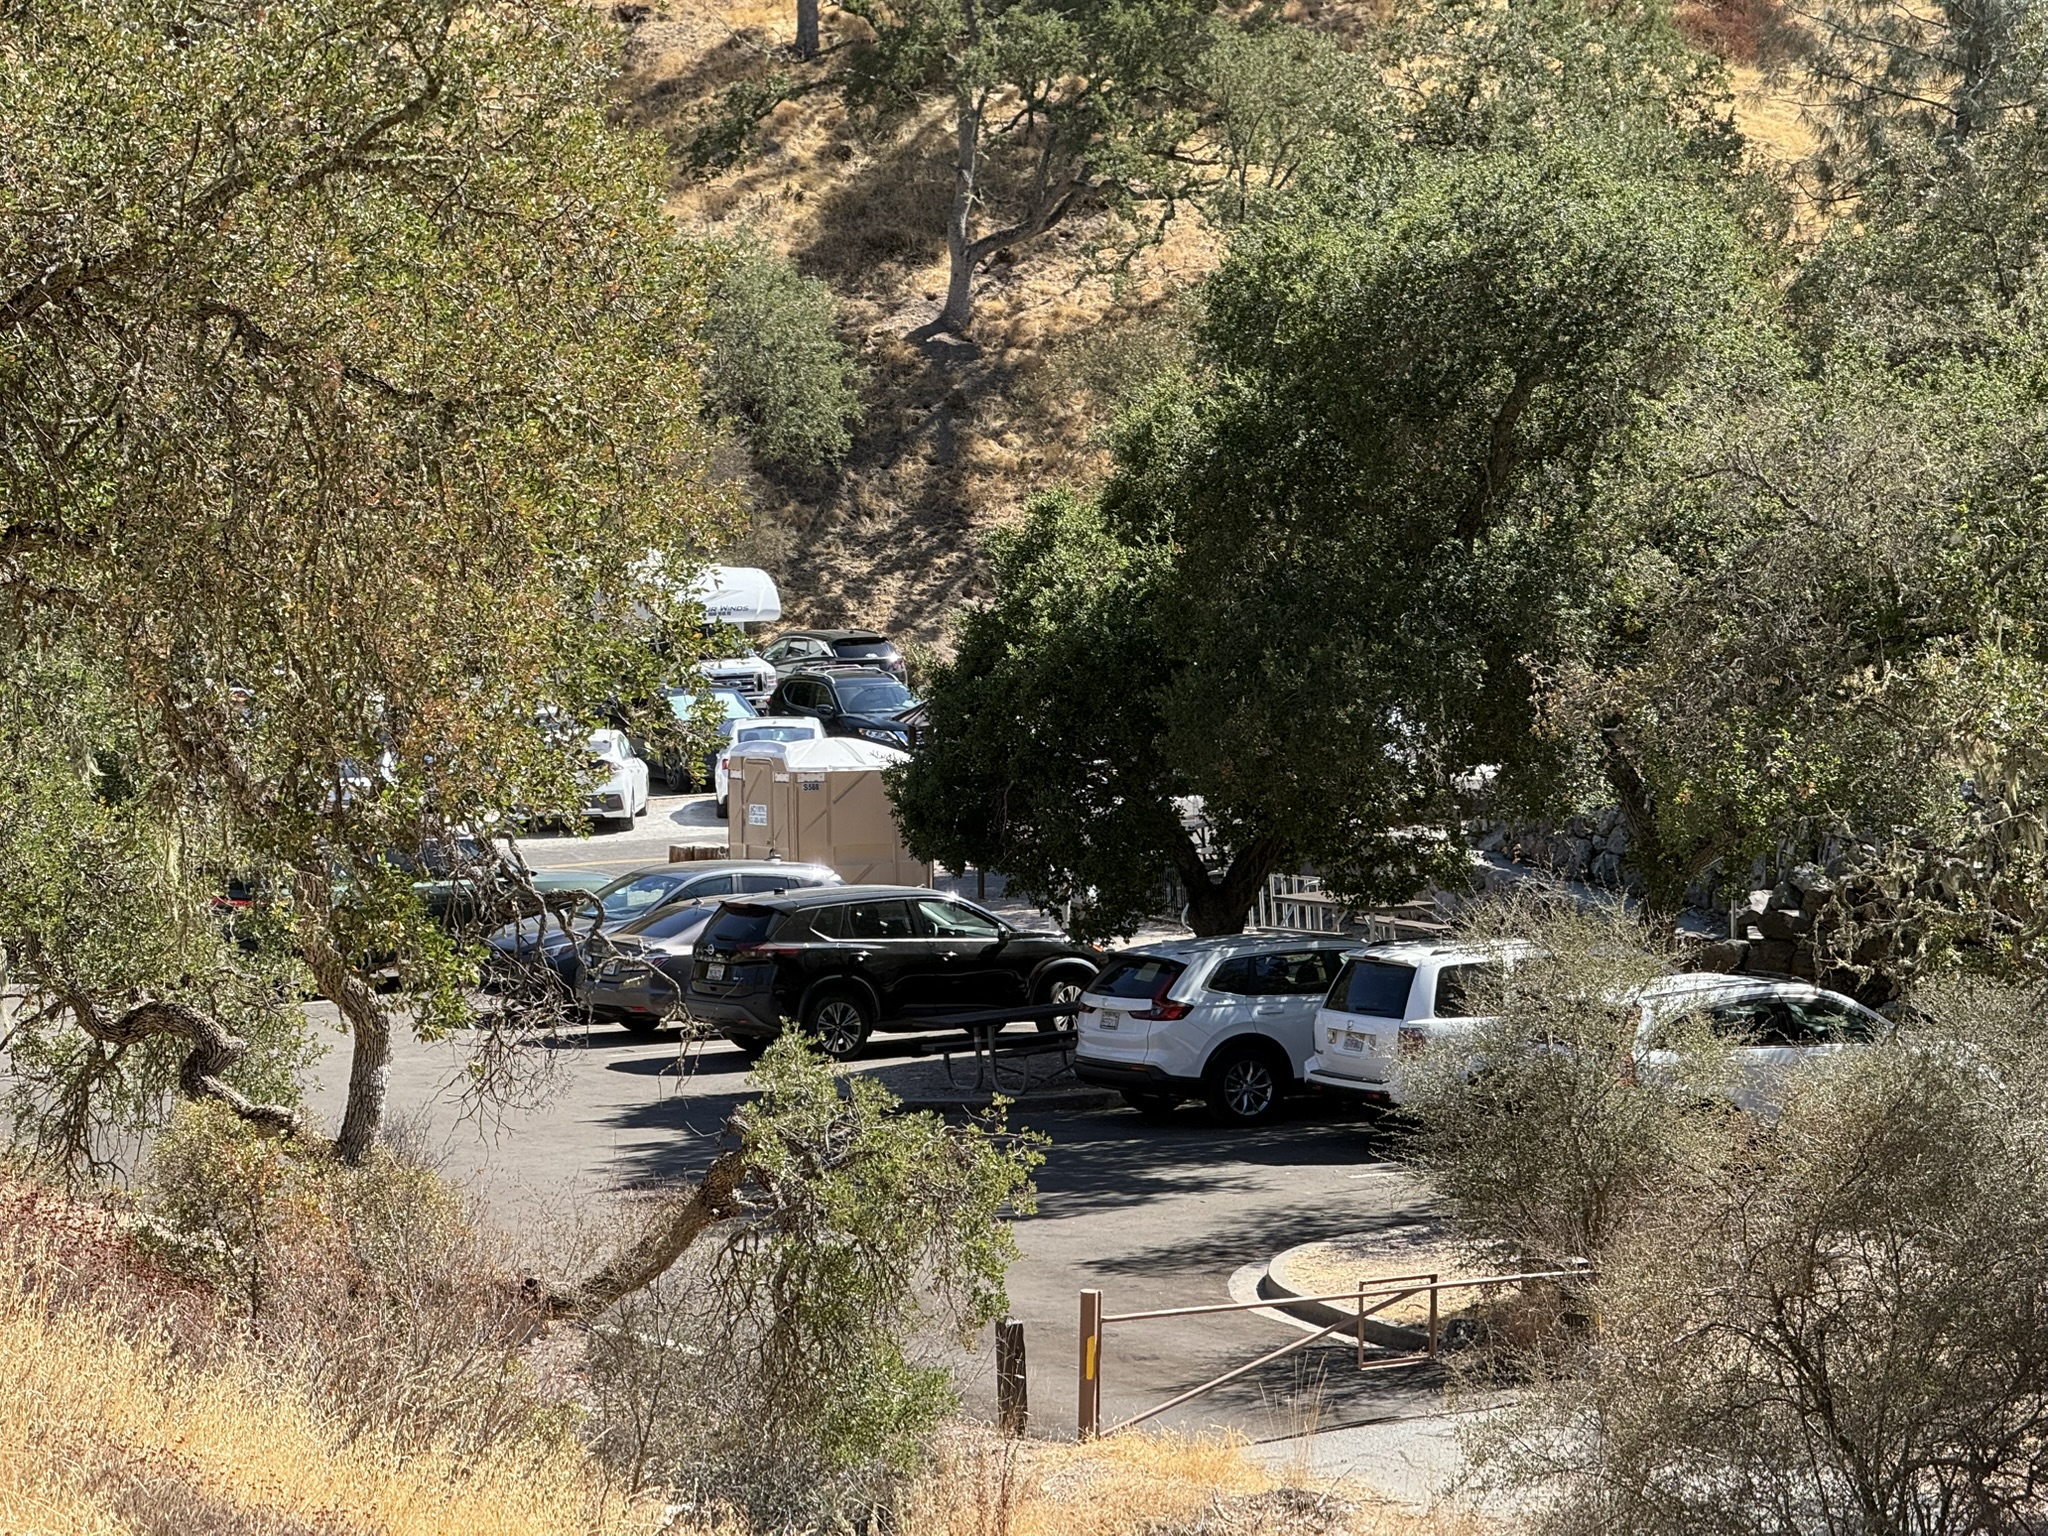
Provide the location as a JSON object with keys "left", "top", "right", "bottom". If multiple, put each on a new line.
{"left": 1471, "top": 975, "right": 2048, "bottom": 1535}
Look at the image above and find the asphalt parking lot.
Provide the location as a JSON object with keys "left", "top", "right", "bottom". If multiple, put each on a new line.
{"left": 303, "top": 791, "right": 1449, "bottom": 1443}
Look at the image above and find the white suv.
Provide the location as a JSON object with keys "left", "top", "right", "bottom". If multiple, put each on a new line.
{"left": 1304, "top": 945, "right": 1889, "bottom": 1113}
{"left": 1072, "top": 936, "right": 1354, "bottom": 1125}
{"left": 1302, "top": 941, "right": 1535, "bottom": 1105}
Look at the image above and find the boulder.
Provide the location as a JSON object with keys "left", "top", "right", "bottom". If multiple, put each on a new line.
{"left": 1756, "top": 906, "right": 1812, "bottom": 942}
{"left": 1749, "top": 939, "right": 1798, "bottom": 974}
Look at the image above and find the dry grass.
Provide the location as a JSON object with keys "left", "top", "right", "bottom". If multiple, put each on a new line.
{"left": 900, "top": 1428, "right": 1493, "bottom": 1536}
{"left": 0, "top": 1243, "right": 648, "bottom": 1536}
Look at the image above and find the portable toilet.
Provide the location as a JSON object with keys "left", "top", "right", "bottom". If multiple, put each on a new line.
{"left": 727, "top": 737, "right": 929, "bottom": 886}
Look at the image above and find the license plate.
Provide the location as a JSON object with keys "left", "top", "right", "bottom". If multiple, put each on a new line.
{"left": 706, "top": 962, "right": 726, "bottom": 981}
{"left": 1098, "top": 1010, "right": 1120, "bottom": 1031}
{"left": 1340, "top": 1032, "right": 1368, "bottom": 1053}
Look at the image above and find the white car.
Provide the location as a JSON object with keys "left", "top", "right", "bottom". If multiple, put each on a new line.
{"left": 1302, "top": 941, "right": 1534, "bottom": 1105}
{"left": 582, "top": 728, "right": 650, "bottom": 830}
{"left": 1071, "top": 936, "right": 1354, "bottom": 1125}
{"left": 1303, "top": 944, "right": 1888, "bottom": 1114}
{"left": 713, "top": 716, "right": 827, "bottom": 818}
{"left": 1631, "top": 972, "right": 1889, "bottom": 1114}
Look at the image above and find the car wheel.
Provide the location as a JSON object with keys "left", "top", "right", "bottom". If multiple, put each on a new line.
{"left": 1034, "top": 971, "right": 1089, "bottom": 1032}
{"left": 715, "top": 796, "right": 729, "bottom": 820}
{"left": 1205, "top": 1043, "right": 1287, "bottom": 1126}
{"left": 802, "top": 989, "right": 872, "bottom": 1060}
{"left": 619, "top": 1013, "right": 665, "bottom": 1036}
{"left": 1121, "top": 1090, "right": 1180, "bottom": 1122}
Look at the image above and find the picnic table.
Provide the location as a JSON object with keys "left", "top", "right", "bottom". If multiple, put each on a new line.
{"left": 910, "top": 1001, "right": 1081, "bottom": 1093}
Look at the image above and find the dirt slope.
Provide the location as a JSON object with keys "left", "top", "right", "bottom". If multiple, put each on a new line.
{"left": 616, "top": 0, "right": 1811, "bottom": 646}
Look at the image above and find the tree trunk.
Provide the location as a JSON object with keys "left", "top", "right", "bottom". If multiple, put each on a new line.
{"left": 1174, "top": 831, "right": 1288, "bottom": 937}
{"left": 795, "top": 0, "right": 819, "bottom": 59}
{"left": 934, "top": 89, "right": 982, "bottom": 338}
{"left": 292, "top": 867, "right": 397, "bottom": 1166}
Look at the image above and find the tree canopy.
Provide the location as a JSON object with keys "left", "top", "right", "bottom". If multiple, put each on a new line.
{"left": 1, "top": 0, "right": 730, "bottom": 1164}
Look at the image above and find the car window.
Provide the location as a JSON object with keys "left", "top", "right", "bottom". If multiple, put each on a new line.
{"left": 735, "top": 724, "right": 816, "bottom": 745}
{"left": 806, "top": 903, "right": 846, "bottom": 939}
{"left": 1784, "top": 995, "right": 1881, "bottom": 1044}
{"left": 1212, "top": 950, "right": 1347, "bottom": 996}
{"left": 843, "top": 898, "right": 916, "bottom": 940}
{"left": 598, "top": 871, "right": 693, "bottom": 919}
{"left": 762, "top": 640, "right": 793, "bottom": 662}
{"left": 627, "top": 904, "right": 717, "bottom": 941}
{"left": 914, "top": 899, "right": 1001, "bottom": 940}
{"left": 702, "top": 905, "right": 779, "bottom": 947}
{"left": 833, "top": 638, "right": 894, "bottom": 659}
{"left": 1328, "top": 958, "right": 1417, "bottom": 1018}
{"left": 783, "top": 679, "right": 821, "bottom": 710}
{"left": 739, "top": 871, "right": 811, "bottom": 894}
{"left": 1090, "top": 955, "right": 1186, "bottom": 999}
{"left": 834, "top": 678, "right": 916, "bottom": 714}
{"left": 680, "top": 874, "right": 735, "bottom": 899}
{"left": 1433, "top": 963, "right": 1504, "bottom": 1019}
{"left": 1707, "top": 999, "right": 1810, "bottom": 1047}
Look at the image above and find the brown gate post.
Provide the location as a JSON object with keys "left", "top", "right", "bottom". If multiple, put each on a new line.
{"left": 997, "top": 1317, "right": 1029, "bottom": 1435}
{"left": 1078, "top": 1289, "right": 1103, "bottom": 1439}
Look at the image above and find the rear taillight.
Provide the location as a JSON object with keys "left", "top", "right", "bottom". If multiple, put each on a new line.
{"left": 1132, "top": 978, "right": 1191, "bottom": 1021}
{"left": 1397, "top": 1027, "right": 1427, "bottom": 1055}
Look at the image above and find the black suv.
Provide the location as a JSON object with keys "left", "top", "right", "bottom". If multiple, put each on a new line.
{"left": 686, "top": 886, "right": 1103, "bottom": 1057}
{"left": 761, "top": 629, "right": 907, "bottom": 681}
{"left": 765, "top": 667, "right": 919, "bottom": 750}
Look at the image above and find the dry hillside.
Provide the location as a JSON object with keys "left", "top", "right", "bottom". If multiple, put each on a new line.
{"left": 615, "top": 0, "right": 1814, "bottom": 645}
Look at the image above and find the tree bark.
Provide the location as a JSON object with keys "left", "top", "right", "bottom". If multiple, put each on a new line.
{"left": 292, "top": 867, "right": 397, "bottom": 1166}
{"left": 538, "top": 1148, "right": 750, "bottom": 1320}
{"left": 1172, "top": 830, "right": 1288, "bottom": 936}
{"left": 935, "top": 87, "right": 983, "bottom": 338}
{"left": 795, "top": 0, "right": 819, "bottom": 58}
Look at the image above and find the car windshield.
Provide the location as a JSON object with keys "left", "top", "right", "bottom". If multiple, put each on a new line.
{"left": 832, "top": 638, "right": 894, "bottom": 658}
{"left": 595, "top": 870, "right": 695, "bottom": 919}
{"left": 667, "top": 689, "right": 756, "bottom": 723}
{"left": 1091, "top": 955, "right": 1186, "bottom": 999}
{"left": 1329, "top": 958, "right": 1416, "bottom": 1018}
{"left": 624, "top": 903, "right": 717, "bottom": 941}
{"left": 734, "top": 724, "right": 816, "bottom": 745}
{"left": 835, "top": 678, "right": 916, "bottom": 713}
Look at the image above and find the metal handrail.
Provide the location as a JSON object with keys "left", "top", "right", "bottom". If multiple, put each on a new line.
{"left": 1078, "top": 1261, "right": 1595, "bottom": 1438}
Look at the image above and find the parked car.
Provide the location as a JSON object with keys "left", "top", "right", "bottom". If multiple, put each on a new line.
{"left": 647, "top": 687, "right": 757, "bottom": 791}
{"left": 484, "top": 859, "right": 841, "bottom": 994}
{"left": 764, "top": 668, "right": 920, "bottom": 750}
{"left": 761, "top": 629, "right": 908, "bottom": 682}
{"left": 395, "top": 835, "right": 608, "bottom": 931}
{"left": 1301, "top": 941, "right": 1537, "bottom": 1105}
{"left": 583, "top": 728, "right": 651, "bottom": 830}
{"left": 576, "top": 902, "right": 723, "bottom": 1034}
{"left": 1301, "top": 946, "right": 1889, "bottom": 1115}
{"left": 1631, "top": 972, "right": 1890, "bottom": 1114}
{"left": 712, "top": 716, "right": 827, "bottom": 817}
{"left": 1070, "top": 937, "right": 1356, "bottom": 1125}
{"left": 686, "top": 887, "right": 1102, "bottom": 1058}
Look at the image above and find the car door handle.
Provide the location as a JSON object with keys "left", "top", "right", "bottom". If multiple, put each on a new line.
{"left": 1253, "top": 1005, "right": 1287, "bottom": 1016}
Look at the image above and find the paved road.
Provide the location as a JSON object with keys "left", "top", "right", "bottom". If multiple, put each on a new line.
{"left": 295, "top": 791, "right": 1452, "bottom": 1449}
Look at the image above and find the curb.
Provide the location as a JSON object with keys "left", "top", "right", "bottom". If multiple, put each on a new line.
{"left": 1258, "top": 1242, "right": 1432, "bottom": 1353}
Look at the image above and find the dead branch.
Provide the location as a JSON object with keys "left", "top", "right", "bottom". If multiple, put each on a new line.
{"left": 536, "top": 1147, "right": 751, "bottom": 1322}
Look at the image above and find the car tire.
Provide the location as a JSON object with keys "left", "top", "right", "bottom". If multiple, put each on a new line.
{"left": 1204, "top": 1042, "right": 1288, "bottom": 1126}
{"left": 715, "top": 796, "right": 729, "bottom": 820}
{"left": 1121, "top": 1090, "right": 1180, "bottom": 1122}
{"left": 1033, "top": 970, "right": 1091, "bottom": 1032}
{"left": 619, "top": 1013, "right": 665, "bottom": 1036}
{"left": 801, "top": 988, "right": 872, "bottom": 1060}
